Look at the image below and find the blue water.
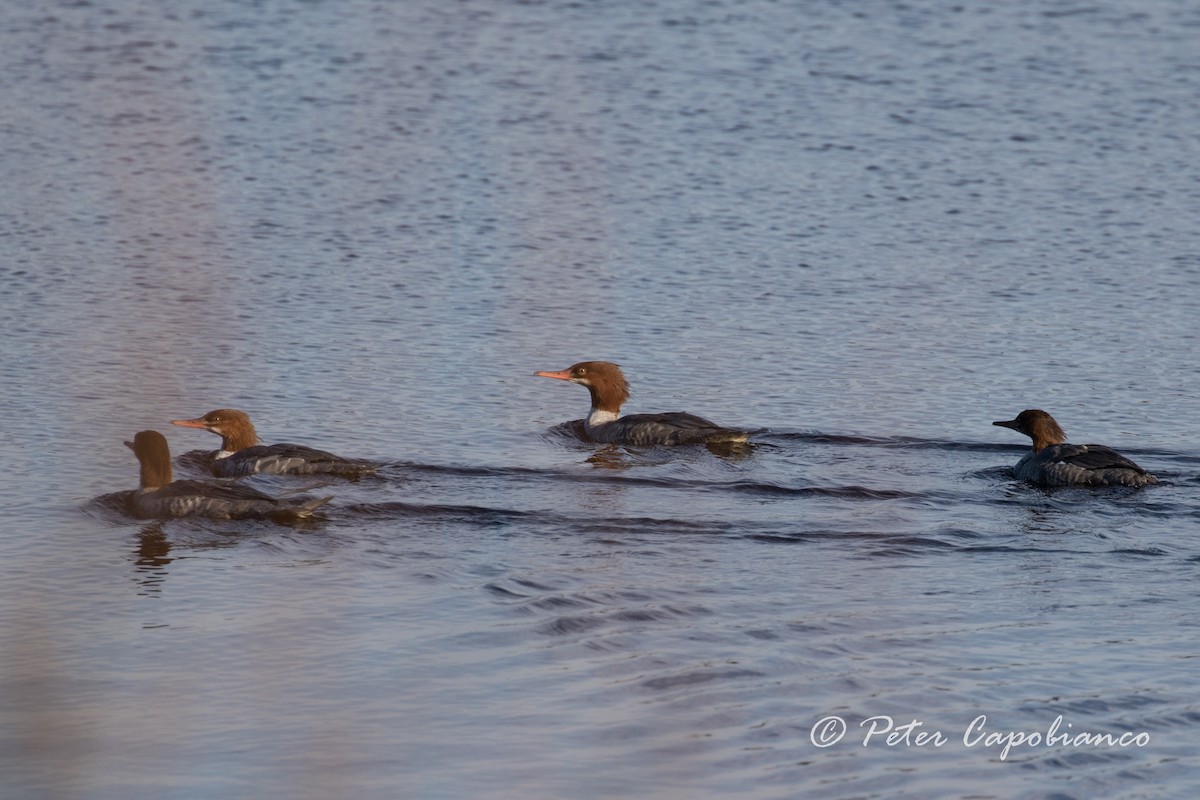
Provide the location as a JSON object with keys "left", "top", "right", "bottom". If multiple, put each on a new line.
{"left": 2, "top": 1, "right": 1199, "bottom": 798}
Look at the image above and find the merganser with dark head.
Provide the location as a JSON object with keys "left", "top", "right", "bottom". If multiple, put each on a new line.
{"left": 170, "top": 409, "right": 377, "bottom": 477}
{"left": 125, "top": 430, "right": 333, "bottom": 520}
{"left": 534, "top": 361, "right": 754, "bottom": 446}
{"left": 993, "top": 409, "right": 1157, "bottom": 487}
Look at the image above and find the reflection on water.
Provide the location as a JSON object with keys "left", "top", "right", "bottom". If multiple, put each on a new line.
{"left": 3, "top": 0, "right": 1200, "bottom": 797}
{"left": 133, "top": 524, "right": 173, "bottom": 596}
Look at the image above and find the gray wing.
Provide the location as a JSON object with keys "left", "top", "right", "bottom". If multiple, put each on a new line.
{"left": 148, "top": 480, "right": 331, "bottom": 518}
{"left": 1045, "top": 443, "right": 1150, "bottom": 474}
{"left": 214, "top": 444, "right": 376, "bottom": 476}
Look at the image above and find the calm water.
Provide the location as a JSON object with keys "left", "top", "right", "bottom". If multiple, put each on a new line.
{"left": 3, "top": 0, "right": 1200, "bottom": 797}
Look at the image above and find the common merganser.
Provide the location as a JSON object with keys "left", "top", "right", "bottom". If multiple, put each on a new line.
{"left": 170, "top": 409, "right": 377, "bottom": 477}
{"left": 124, "top": 430, "right": 333, "bottom": 520}
{"left": 534, "top": 361, "right": 754, "bottom": 446}
{"left": 993, "top": 409, "right": 1158, "bottom": 487}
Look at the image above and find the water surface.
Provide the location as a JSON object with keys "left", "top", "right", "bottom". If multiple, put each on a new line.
{"left": 2, "top": 1, "right": 1199, "bottom": 798}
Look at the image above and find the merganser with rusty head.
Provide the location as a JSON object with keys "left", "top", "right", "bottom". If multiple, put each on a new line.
{"left": 534, "top": 360, "right": 754, "bottom": 446}
{"left": 124, "top": 430, "right": 333, "bottom": 520}
{"left": 992, "top": 409, "right": 1157, "bottom": 487}
{"left": 170, "top": 409, "right": 377, "bottom": 477}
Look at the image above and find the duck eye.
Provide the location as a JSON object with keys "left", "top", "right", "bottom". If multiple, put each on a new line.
{"left": 576, "top": 368, "right": 587, "bottom": 376}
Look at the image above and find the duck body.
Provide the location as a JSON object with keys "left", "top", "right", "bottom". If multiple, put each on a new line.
{"left": 205, "top": 443, "right": 371, "bottom": 478}
{"left": 125, "top": 430, "right": 333, "bottom": 520}
{"left": 994, "top": 409, "right": 1157, "bottom": 488}
{"left": 171, "top": 409, "right": 377, "bottom": 477}
{"left": 129, "top": 479, "right": 332, "bottom": 520}
{"left": 1010, "top": 444, "right": 1157, "bottom": 487}
{"left": 583, "top": 411, "right": 748, "bottom": 446}
{"left": 535, "top": 361, "right": 753, "bottom": 446}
